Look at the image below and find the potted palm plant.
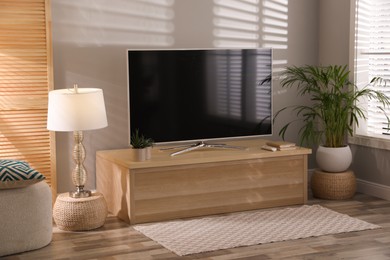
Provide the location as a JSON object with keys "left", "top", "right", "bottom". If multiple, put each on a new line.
{"left": 130, "top": 129, "right": 154, "bottom": 161}
{"left": 275, "top": 64, "right": 390, "bottom": 172}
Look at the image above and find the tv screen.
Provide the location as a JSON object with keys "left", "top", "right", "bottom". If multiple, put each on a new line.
{"left": 128, "top": 48, "right": 272, "bottom": 144}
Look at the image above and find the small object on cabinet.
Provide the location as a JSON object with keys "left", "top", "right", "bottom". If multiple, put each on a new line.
{"left": 266, "top": 141, "right": 296, "bottom": 149}
{"left": 261, "top": 145, "right": 277, "bottom": 152}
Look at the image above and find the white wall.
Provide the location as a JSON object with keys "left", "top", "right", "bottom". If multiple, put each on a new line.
{"left": 52, "top": 0, "right": 319, "bottom": 193}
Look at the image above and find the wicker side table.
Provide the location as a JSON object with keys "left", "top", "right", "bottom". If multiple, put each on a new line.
{"left": 53, "top": 192, "right": 108, "bottom": 231}
{"left": 311, "top": 169, "right": 356, "bottom": 200}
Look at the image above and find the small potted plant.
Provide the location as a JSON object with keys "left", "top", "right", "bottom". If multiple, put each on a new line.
{"left": 275, "top": 64, "right": 390, "bottom": 172}
{"left": 130, "top": 129, "right": 154, "bottom": 161}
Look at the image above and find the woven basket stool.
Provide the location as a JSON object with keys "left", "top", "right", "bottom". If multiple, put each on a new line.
{"left": 53, "top": 192, "right": 108, "bottom": 231}
{"left": 311, "top": 169, "right": 356, "bottom": 200}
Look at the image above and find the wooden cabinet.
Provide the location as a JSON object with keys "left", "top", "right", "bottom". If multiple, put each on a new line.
{"left": 96, "top": 139, "right": 311, "bottom": 224}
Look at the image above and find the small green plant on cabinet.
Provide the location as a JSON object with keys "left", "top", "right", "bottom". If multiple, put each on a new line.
{"left": 130, "top": 129, "right": 154, "bottom": 149}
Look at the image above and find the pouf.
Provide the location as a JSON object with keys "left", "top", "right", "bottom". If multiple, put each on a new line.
{"left": 53, "top": 192, "right": 108, "bottom": 231}
{"left": 311, "top": 169, "right": 356, "bottom": 200}
{"left": 0, "top": 181, "right": 52, "bottom": 257}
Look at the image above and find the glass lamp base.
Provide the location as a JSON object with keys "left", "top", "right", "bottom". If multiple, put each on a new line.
{"left": 69, "top": 189, "right": 92, "bottom": 198}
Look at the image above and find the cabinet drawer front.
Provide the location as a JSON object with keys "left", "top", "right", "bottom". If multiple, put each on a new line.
{"left": 132, "top": 156, "right": 305, "bottom": 223}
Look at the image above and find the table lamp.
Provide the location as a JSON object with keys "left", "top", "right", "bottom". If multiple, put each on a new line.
{"left": 47, "top": 84, "right": 108, "bottom": 198}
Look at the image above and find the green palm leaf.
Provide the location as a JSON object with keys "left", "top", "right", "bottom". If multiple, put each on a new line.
{"left": 275, "top": 65, "right": 390, "bottom": 147}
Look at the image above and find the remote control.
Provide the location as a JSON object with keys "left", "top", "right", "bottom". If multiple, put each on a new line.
{"left": 261, "top": 145, "right": 277, "bottom": 152}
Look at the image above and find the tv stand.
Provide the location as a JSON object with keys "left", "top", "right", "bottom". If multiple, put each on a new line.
{"left": 96, "top": 139, "right": 311, "bottom": 225}
{"left": 160, "top": 141, "right": 246, "bottom": 156}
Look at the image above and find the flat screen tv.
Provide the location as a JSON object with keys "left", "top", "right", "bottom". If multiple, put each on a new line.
{"left": 127, "top": 48, "right": 272, "bottom": 144}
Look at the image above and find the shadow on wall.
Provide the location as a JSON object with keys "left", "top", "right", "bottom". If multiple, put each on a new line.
{"left": 52, "top": 0, "right": 175, "bottom": 47}
{"left": 52, "top": 0, "right": 310, "bottom": 193}
{"left": 52, "top": 0, "right": 176, "bottom": 193}
{"left": 213, "top": 0, "right": 289, "bottom": 73}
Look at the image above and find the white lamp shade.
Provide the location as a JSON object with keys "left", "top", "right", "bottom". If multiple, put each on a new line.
{"left": 47, "top": 88, "right": 108, "bottom": 131}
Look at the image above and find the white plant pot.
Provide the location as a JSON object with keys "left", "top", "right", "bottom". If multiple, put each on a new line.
{"left": 316, "top": 145, "right": 352, "bottom": 173}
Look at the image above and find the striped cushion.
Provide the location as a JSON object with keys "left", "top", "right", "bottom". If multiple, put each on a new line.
{"left": 0, "top": 160, "right": 45, "bottom": 189}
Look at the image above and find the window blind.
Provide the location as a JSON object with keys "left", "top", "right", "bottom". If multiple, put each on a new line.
{"left": 355, "top": 0, "right": 390, "bottom": 137}
{"left": 0, "top": 0, "right": 56, "bottom": 194}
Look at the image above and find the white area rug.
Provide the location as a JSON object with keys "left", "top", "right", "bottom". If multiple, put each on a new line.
{"left": 134, "top": 205, "right": 380, "bottom": 256}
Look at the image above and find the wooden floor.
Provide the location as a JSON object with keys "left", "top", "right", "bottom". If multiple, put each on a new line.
{"left": 4, "top": 193, "right": 390, "bottom": 260}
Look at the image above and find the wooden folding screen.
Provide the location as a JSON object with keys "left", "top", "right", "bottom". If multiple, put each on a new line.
{"left": 0, "top": 0, "right": 56, "bottom": 195}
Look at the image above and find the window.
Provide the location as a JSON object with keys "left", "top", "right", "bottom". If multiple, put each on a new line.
{"left": 351, "top": 0, "right": 390, "bottom": 149}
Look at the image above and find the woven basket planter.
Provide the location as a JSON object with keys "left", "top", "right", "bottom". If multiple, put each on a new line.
{"left": 311, "top": 169, "right": 356, "bottom": 200}
{"left": 53, "top": 192, "right": 108, "bottom": 231}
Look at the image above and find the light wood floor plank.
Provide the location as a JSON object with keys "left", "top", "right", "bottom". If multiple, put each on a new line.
{"left": 3, "top": 193, "right": 390, "bottom": 259}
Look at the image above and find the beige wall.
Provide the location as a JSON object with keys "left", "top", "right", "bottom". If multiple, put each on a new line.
{"left": 52, "top": 0, "right": 319, "bottom": 193}
{"left": 318, "top": 0, "right": 350, "bottom": 66}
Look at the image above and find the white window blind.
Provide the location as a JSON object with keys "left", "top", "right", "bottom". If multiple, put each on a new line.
{"left": 354, "top": 0, "right": 390, "bottom": 138}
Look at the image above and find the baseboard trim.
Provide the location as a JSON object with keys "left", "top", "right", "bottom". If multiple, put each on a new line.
{"left": 356, "top": 179, "right": 390, "bottom": 201}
